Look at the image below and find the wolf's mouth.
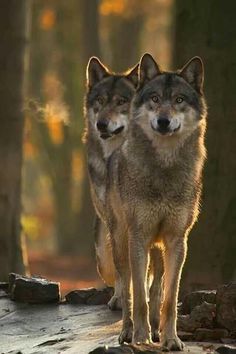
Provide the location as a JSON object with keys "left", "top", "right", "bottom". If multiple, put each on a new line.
{"left": 157, "top": 125, "right": 181, "bottom": 135}
{"left": 100, "top": 126, "right": 124, "bottom": 140}
{"left": 173, "top": 124, "right": 181, "bottom": 132}
{"left": 100, "top": 132, "right": 112, "bottom": 140}
{"left": 152, "top": 123, "right": 181, "bottom": 135}
{"left": 112, "top": 126, "right": 124, "bottom": 135}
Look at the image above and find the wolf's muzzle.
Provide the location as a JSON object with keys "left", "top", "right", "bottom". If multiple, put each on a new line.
{"left": 152, "top": 118, "right": 181, "bottom": 135}
{"left": 155, "top": 118, "right": 171, "bottom": 134}
{"left": 97, "top": 120, "right": 108, "bottom": 132}
{"left": 97, "top": 119, "right": 125, "bottom": 140}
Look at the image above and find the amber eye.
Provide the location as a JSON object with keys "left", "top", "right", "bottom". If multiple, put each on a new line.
{"left": 176, "top": 96, "right": 184, "bottom": 104}
{"left": 97, "top": 96, "right": 104, "bottom": 105}
{"left": 151, "top": 95, "right": 159, "bottom": 103}
{"left": 117, "top": 97, "right": 127, "bottom": 105}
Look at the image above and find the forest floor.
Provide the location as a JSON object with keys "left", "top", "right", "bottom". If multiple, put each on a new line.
{"left": 0, "top": 295, "right": 233, "bottom": 354}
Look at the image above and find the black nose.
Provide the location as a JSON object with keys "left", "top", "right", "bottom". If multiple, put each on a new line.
{"left": 157, "top": 118, "right": 170, "bottom": 129}
{"left": 97, "top": 120, "right": 108, "bottom": 132}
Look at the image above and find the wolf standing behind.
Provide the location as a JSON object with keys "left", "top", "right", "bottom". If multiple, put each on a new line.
{"left": 106, "top": 53, "right": 207, "bottom": 350}
{"left": 83, "top": 57, "right": 138, "bottom": 309}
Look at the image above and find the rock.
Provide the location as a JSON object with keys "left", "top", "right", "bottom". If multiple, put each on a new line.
{"left": 178, "top": 301, "right": 216, "bottom": 332}
{"left": 87, "top": 287, "right": 114, "bottom": 305}
{"left": 221, "top": 338, "right": 236, "bottom": 345}
{"left": 65, "top": 288, "right": 97, "bottom": 304}
{"left": 65, "top": 287, "right": 114, "bottom": 305}
{"left": 89, "top": 347, "right": 134, "bottom": 354}
{"left": 89, "top": 345, "right": 161, "bottom": 353}
{"left": 9, "top": 273, "right": 60, "bottom": 304}
{"left": 178, "top": 331, "right": 194, "bottom": 341}
{"left": 182, "top": 290, "right": 216, "bottom": 314}
{"left": 230, "top": 331, "right": 236, "bottom": 339}
{"left": 190, "top": 301, "right": 216, "bottom": 328}
{"left": 216, "top": 346, "right": 236, "bottom": 354}
{"left": 0, "top": 289, "right": 8, "bottom": 298}
{"left": 9, "top": 273, "right": 20, "bottom": 292}
{"left": 216, "top": 283, "right": 236, "bottom": 332}
{"left": 194, "top": 328, "right": 229, "bottom": 341}
{"left": 178, "top": 314, "right": 197, "bottom": 332}
{"left": 0, "top": 282, "right": 9, "bottom": 290}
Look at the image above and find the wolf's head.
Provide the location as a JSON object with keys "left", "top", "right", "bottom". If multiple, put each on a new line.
{"left": 133, "top": 53, "right": 206, "bottom": 142}
{"left": 85, "top": 57, "right": 138, "bottom": 140}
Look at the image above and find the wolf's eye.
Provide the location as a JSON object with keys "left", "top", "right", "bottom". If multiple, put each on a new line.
{"left": 151, "top": 95, "right": 159, "bottom": 103}
{"left": 117, "top": 97, "right": 127, "bottom": 105}
{"left": 97, "top": 96, "right": 104, "bottom": 105}
{"left": 176, "top": 96, "right": 184, "bottom": 104}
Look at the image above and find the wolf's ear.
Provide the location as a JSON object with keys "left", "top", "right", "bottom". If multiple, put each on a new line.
{"left": 180, "top": 57, "right": 204, "bottom": 93}
{"left": 139, "top": 53, "right": 161, "bottom": 87}
{"left": 125, "top": 63, "right": 139, "bottom": 88}
{"left": 86, "top": 57, "right": 109, "bottom": 89}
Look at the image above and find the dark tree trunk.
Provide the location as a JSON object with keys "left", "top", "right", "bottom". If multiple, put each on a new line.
{"left": 173, "top": 0, "right": 236, "bottom": 293}
{"left": 74, "top": 0, "right": 101, "bottom": 256}
{"left": 108, "top": 14, "right": 144, "bottom": 72}
{"left": 0, "top": 0, "right": 30, "bottom": 280}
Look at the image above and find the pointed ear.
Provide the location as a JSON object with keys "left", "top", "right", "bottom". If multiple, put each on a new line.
{"left": 139, "top": 53, "right": 161, "bottom": 87}
{"left": 86, "top": 57, "right": 109, "bottom": 89}
{"left": 179, "top": 56, "right": 204, "bottom": 93}
{"left": 125, "top": 63, "right": 139, "bottom": 88}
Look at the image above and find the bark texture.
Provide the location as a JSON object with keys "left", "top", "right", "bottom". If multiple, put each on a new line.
{"left": 173, "top": 0, "right": 236, "bottom": 292}
{"left": 0, "top": 0, "right": 29, "bottom": 280}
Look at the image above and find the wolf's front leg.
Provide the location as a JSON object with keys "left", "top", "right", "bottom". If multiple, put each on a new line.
{"left": 129, "top": 234, "right": 152, "bottom": 344}
{"left": 149, "top": 248, "right": 164, "bottom": 342}
{"left": 160, "top": 237, "right": 186, "bottom": 351}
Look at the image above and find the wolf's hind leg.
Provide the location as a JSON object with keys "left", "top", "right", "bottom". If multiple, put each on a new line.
{"left": 108, "top": 273, "right": 122, "bottom": 310}
{"left": 160, "top": 236, "right": 186, "bottom": 351}
{"left": 95, "top": 217, "right": 115, "bottom": 286}
{"left": 149, "top": 247, "right": 164, "bottom": 342}
{"left": 109, "top": 225, "right": 133, "bottom": 344}
{"left": 95, "top": 217, "right": 122, "bottom": 310}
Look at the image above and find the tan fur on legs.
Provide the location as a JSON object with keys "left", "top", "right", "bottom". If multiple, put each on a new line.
{"left": 129, "top": 230, "right": 152, "bottom": 344}
{"left": 108, "top": 273, "right": 122, "bottom": 310}
{"left": 95, "top": 220, "right": 122, "bottom": 310}
{"left": 149, "top": 248, "right": 164, "bottom": 342}
{"left": 159, "top": 236, "right": 187, "bottom": 351}
{"left": 95, "top": 221, "right": 115, "bottom": 286}
{"left": 109, "top": 223, "right": 133, "bottom": 344}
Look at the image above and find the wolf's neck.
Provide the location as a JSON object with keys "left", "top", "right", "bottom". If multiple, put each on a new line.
{"left": 126, "top": 120, "right": 205, "bottom": 169}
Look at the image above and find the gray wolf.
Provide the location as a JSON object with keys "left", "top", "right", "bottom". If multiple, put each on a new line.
{"left": 105, "top": 53, "right": 207, "bottom": 350}
{"left": 84, "top": 57, "right": 138, "bottom": 309}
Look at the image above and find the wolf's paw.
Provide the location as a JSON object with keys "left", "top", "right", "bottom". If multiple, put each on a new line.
{"left": 150, "top": 319, "right": 160, "bottom": 342}
{"left": 108, "top": 295, "right": 122, "bottom": 311}
{"left": 161, "top": 336, "right": 184, "bottom": 351}
{"left": 151, "top": 328, "right": 160, "bottom": 343}
{"left": 118, "top": 321, "right": 133, "bottom": 344}
{"left": 133, "top": 328, "right": 152, "bottom": 345}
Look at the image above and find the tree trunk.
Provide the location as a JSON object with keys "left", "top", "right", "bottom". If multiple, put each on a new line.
{"left": 0, "top": 0, "right": 30, "bottom": 280}
{"left": 74, "top": 0, "right": 101, "bottom": 256}
{"left": 108, "top": 14, "right": 144, "bottom": 72}
{"left": 173, "top": 0, "right": 236, "bottom": 292}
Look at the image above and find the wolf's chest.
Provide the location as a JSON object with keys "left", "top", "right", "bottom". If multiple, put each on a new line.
{"left": 128, "top": 165, "right": 196, "bottom": 207}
